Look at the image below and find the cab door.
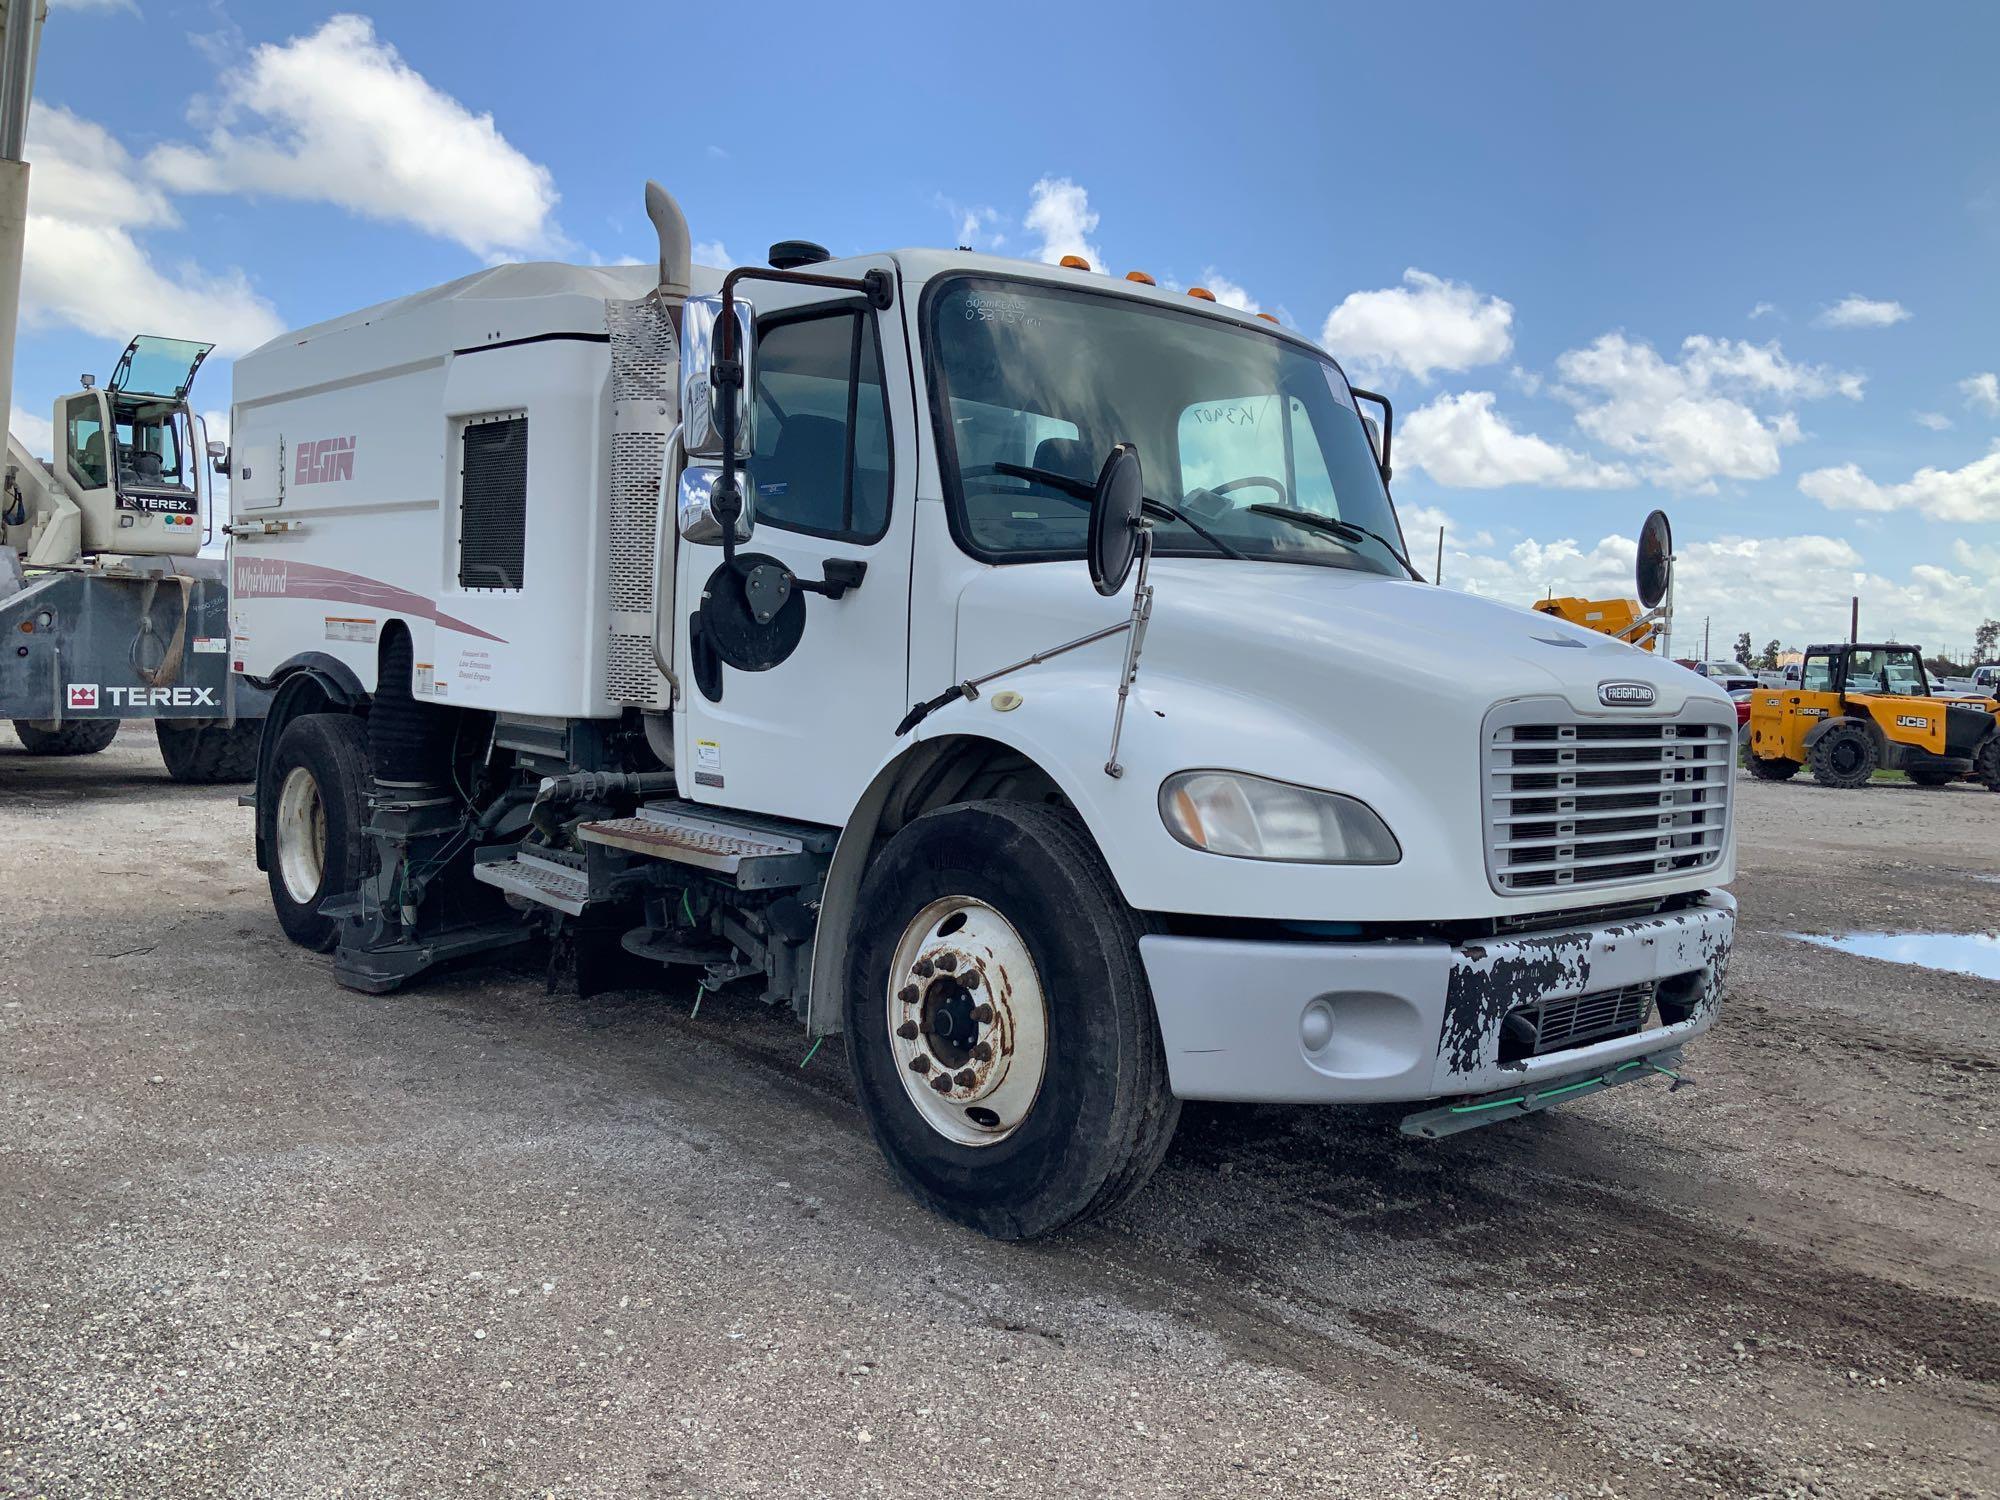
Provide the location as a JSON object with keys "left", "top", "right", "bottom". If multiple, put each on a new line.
{"left": 674, "top": 261, "right": 916, "bottom": 827}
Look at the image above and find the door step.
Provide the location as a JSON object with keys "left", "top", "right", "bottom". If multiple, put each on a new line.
{"left": 579, "top": 801, "right": 834, "bottom": 890}
{"left": 472, "top": 848, "right": 593, "bottom": 914}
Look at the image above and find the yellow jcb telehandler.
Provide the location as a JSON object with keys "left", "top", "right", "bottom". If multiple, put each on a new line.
{"left": 1746, "top": 642, "right": 2000, "bottom": 790}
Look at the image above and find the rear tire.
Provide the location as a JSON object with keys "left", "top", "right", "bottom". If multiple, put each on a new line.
{"left": 1808, "top": 720, "right": 1879, "bottom": 789}
{"left": 259, "top": 714, "right": 373, "bottom": 950}
{"left": 843, "top": 801, "right": 1179, "bottom": 1240}
{"left": 157, "top": 719, "right": 262, "bottom": 784}
{"left": 1747, "top": 754, "right": 1801, "bottom": 781}
{"left": 1976, "top": 735, "right": 2000, "bottom": 793}
{"left": 11, "top": 718, "right": 119, "bottom": 756}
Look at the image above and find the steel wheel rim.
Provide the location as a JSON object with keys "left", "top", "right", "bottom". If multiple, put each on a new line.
{"left": 1830, "top": 736, "right": 1865, "bottom": 777}
{"left": 886, "top": 895, "right": 1048, "bottom": 1148}
{"left": 275, "top": 765, "right": 328, "bottom": 906}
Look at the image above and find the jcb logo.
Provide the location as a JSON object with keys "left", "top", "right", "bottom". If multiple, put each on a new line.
{"left": 1895, "top": 715, "right": 1928, "bottom": 728}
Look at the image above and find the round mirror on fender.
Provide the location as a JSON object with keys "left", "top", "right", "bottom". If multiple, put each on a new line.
{"left": 698, "top": 553, "right": 807, "bottom": 671}
{"left": 1636, "top": 508, "right": 1674, "bottom": 610}
{"left": 1088, "top": 443, "right": 1145, "bottom": 597}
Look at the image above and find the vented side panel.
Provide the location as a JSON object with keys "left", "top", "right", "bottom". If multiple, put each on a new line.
{"left": 458, "top": 414, "right": 528, "bottom": 591}
{"left": 604, "top": 294, "right": 678, "bottom": 709}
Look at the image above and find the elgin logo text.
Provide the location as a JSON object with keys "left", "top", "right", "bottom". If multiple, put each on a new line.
{"left": 294, "top": 436, "right": 356, "bottom": 486}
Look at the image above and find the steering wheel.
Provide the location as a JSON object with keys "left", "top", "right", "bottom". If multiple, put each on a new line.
{"left": 1209, "top": 475, "right": 1289, "bottom": 506}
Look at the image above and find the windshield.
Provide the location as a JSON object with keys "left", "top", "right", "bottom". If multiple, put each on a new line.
{"left": 113, "top": 399, "right": 191, "bottom": 492}
{"left": 926, "top": 277, "right": 1407, "bottom": 576}
{"left": 1849, "top": 647, "right": 1929, "bottom": 695}
{"left": 109, "top": 335, "right": 214, "bottom": 399}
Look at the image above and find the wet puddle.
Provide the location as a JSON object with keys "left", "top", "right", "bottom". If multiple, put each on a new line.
{"left": 1789, "top": 931, "right": 2000, "bottom": 982}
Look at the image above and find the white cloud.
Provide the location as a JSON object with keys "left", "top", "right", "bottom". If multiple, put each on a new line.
{"left": 1798, "top": 443, "right": 2000, "bottom": 523}
{"left": 937, "top": 196, "right": 1004, "bottom": 252}
{"left": 1748, "top": 301, "right": 1778, "bottom": 320}
{"left": 691, "top": 239, "right": 735, "bottom": 270}
{"left": 1440, "top": 526, "right": 1997, "bottom": 653}
{"left": 21, "top": 104, "right": 282, "bottom": 355}
{"left": 1814, "top": 294, "right": 1911, "bottom": 330}
{"left": 10, "top": 405, "right": 54, "bottom": 459}
{"left": 1024, "top": 176, "right": 1101, "bottom": 268}
{"left": 148, "top": 15, "right": 559, "bottom": 260}
{"left": 1320, "top": 269, "right": 1513, "bottom": 384}
{"left": 1551, "top": 332, "right": 1861, "bottom": 491}
{"left": 1398, "top": 502, "right": 1491, "bottom": 554}
{"left": 1915, "top": 411, "right": 1954, "bottom": 431}
{"left": 1962, "top": 372, "right": 2000, "bottom": 416}
{"left": 1400, "top": 390, "right": 1632, "bottom": 490}
{"left": 1200, "top": 272, "right": 1260, "bottom": 315}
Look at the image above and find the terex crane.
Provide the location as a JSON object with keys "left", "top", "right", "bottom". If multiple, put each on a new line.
{"left": 0, "top": 0, "right": 265, "bottom": 776}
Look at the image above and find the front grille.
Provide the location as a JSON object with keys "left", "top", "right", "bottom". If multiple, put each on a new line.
{"left": 1483, "top": 703, "right": 1732, "bottom": 894}
{"left": 1499, "top": 981, "right": 1657, "bottom": 1062}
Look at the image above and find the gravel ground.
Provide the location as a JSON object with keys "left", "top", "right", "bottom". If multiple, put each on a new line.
{"left": 1, "top": 723, "right": 1994, "bottom": 1498}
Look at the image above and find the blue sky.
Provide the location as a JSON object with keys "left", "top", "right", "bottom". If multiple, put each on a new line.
{"left": 21, "top": 0, "right": 2000, "bottom": 657}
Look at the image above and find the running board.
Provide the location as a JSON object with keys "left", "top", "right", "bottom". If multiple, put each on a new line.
{"left": 471, "top": 848, "right": 593, "bottom": 914}
{"left": 1399, "top": 1047, "right": 1688, "bottom": 1139}
{"left": 578, "top": 801, "right": 835, "bottom": 891}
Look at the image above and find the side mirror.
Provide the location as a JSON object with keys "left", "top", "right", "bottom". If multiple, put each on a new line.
{"left": 1351, "top": 387, "right": 1394, "bottom": 484}
{"left": 680, "top": 294, "right": 755, "bottom": 460}
{"left": 677, "top": 464, "right": 753, "bottom": 544}
{"left": 206, "top": 438, "right": 230, "bottom": 475}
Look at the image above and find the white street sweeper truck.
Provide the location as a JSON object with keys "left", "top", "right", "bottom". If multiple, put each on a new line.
{"left": 228, "top": 183, "right": 1736, "bottom": 1238}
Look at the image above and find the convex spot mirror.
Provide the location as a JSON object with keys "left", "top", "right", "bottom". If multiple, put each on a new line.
{"left": 678, "top": 464, "right": 754, "bottom": 545}
{"left": 1088, "top": 442, "right": 1145, "bottom": 597}
{"left": 680, "top": 294, "right": 755, "bottom": 461}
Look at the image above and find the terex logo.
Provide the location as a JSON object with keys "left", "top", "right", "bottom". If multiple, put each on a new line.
{"left": 294, "top": 436, "right": 356, "bottom": 486}
{"left": 1597, "top": 680, "right": 1656, "bottom": 707}
{"left": 65, "top": 684, "right": 219, "bottom": 709}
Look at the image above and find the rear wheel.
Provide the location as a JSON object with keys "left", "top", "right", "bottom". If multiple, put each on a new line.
{"left": 11, "top": 718, "right": 119, "bottom": 756}
{"left": 1904, "top": 762, "right": 1956, "bottom": 788}
{"left": 1808, "top": 720, "right": 1880, "bottom": 789}
{"left": 1976, "top": 735, "right": 2000, "bottom": 793}
{"left": 1747, "top": 753, "right": 1801, "bottom": 781}
{"left": 843, "top": 801, "right": 1179, "bottom": 1240}
{"left": 156, "top": 719, "right": 263, "bottom": 784}
{"left": 259, "top": 714, "right": 372, "bottom": 950}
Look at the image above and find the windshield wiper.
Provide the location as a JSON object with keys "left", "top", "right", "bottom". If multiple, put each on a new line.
{"left": 991, "top": 461, "right": 1247, "bottom": 561}
{"left": 1247, "top": 504, "right": 1422, "bottom": 580}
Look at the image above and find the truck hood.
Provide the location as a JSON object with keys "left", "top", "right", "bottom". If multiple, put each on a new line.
{"left": 954, "top": 559, "right": 1721, "bottom": 721}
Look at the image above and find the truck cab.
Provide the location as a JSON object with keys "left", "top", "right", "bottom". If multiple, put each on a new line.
{"left": 229, "top": 188, "right": 1740, "bottom": 1237}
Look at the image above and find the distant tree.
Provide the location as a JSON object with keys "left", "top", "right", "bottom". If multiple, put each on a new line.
{"left": 1976, "top": 618, "right": 2000, "bottom": 663}
{"left": 1759, "top": 639, "right": 1783, "bottom": 670}
{"left": 1732, "top": 632, "right": 1753, "bottom": 666}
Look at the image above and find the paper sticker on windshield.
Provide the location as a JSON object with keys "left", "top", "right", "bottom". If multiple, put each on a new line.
{"left": 1322, "top": 368, "right": 1356, "bottom": 410}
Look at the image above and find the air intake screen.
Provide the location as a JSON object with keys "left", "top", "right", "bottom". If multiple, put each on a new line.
{"left": 459, "top": 414, "right": 528, "bottom": 590}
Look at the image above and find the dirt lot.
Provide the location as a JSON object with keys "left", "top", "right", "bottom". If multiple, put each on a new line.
{"left": 1, "top": 724, "right": 1994, "bottom": 1498}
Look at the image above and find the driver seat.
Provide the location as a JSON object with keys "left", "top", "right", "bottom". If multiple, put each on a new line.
{"left": 1032, "top": 437, "right": 1095, "bottom": 486}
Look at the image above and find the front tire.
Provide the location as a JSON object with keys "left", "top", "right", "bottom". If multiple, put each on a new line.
{"left": 157, "top": 719, "right": 262, "bottom": 784}
{"left": 11, "top": 718, "right": 119, "bottom": 756}
{"left": 259, "top": 714, "right": 372, "bottom": 950}
{"left": 1808, "top": 720, "right": 1879, "bottom": 789}
{"left": 843, "top": 801, "right": 1179, "bottom": 1240}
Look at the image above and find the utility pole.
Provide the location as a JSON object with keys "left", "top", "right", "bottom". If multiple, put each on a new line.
{"left": 0, "top": 2, "right": 47, "bottom": 439}
{"left": 1702, "top": 616, "right": 1710, "bottom": 659}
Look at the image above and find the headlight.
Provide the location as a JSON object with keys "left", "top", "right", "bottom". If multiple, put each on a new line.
{"left": 1158, "top": 771, "right": 1400, "bottom": 864}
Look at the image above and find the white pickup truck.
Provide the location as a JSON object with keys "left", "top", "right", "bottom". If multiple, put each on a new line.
{"left": 226, "top": 183, "right": 1736, "bottom": 1238}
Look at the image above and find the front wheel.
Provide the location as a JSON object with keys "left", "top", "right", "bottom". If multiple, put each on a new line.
{"left": 259, "top": 714, "right": 373, "bottom": 950}
{"left": 11, "top": 718, "right": 119, "bottom": 756}
{"left": 1808, "top": 720, "right": 1879, "bottom": 789}
{"left": 843, "top": 801, "right": 1179, "bottom": 1240}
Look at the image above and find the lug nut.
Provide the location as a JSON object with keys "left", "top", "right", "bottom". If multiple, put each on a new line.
{"left": 930, "top": 1072, "right": 954, "bottom": 1093}
{"left": 954, "top": 1069, "right": 977, "bottom": 1088}
{"left": 896, "top": 1021, "right": 920, "bottom": 1040}
{"left": 961, "top": 970, "right": 980, "bottom": 990}
{"left": 972, "top": 1042, "right": 992, "bottom": 1062}
{"left": 913, "top": 958, "right": 934, "bottom": 979}
{"left": 908, "top": 1055, "right": 930, "bottom": 1074}
{"left": 971, "top": 1004, "right": 994, "bottom": 1025}
{"left": 934, "top": 952, "right": 957, "bottom": 972}
{"left": 898, "top": 984, "right": 919, "bottom": 1006}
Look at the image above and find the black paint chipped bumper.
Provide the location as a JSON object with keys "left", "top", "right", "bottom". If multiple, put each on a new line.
{"left": 1140, "top": 892, "right": 1734, "bottom": 1104}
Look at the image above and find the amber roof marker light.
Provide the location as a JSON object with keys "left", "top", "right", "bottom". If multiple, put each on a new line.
{"left": 1187, "top": 287, "right": 1217, "bottom": 302}
{"left": 1125, "top": 270, "right": 1156, "bottom": 285}
{"left": 1059, "top": 254, "right": 1092, "bottom": 271}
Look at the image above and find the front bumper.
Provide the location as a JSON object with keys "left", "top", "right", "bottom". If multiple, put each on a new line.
{"left": 1139, "top": 892, "right": 1734, "bottom": 1104}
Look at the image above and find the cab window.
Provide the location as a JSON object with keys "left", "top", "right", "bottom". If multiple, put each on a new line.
{"left": 750, "top": 309, "right": 892, "bottom": 542}
{"left": 65, "top": 395, "right": 107, "bottom": 489}
{"left": 1800, "top": 654, "right": 1834, "bottom": 692}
